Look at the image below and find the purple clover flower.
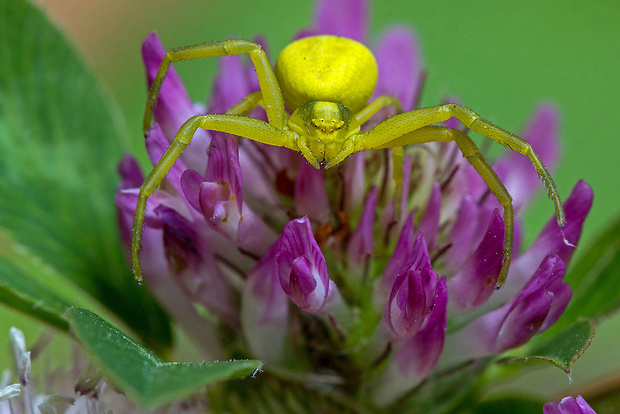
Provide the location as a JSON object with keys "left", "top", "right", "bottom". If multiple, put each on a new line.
{"left": 544, "top": 395, "right": 597, "bottom": 414}
{"left": 275, "top": 217, "right": 340, "bottom": 314}
{"left": 381, "top": 224, "right": 441, "bottom": 340}
{"left": 115, "top": 0, "right": 593, "bottom": 407}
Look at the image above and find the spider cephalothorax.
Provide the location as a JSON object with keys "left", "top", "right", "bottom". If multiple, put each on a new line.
{"left": 132, "top": 34, "right": 565, "bottom": 288}
{"left": 288, "top": 101, "right": 361, "bottom": 168}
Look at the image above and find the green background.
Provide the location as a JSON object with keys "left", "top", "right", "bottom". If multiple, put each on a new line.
{"left": 5, "top": 0, "right": 620, "bottom": 403}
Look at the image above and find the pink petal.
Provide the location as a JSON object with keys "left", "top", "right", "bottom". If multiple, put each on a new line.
{"left": 396, "top": 276, "right": 448, "bottom": 377}
{"left": 314, "top": 0, "right": 368, "bottom": 43}
{"left": 205, "top": 133, "right": 243, "bottom": 209}
{"left": 347, "top": 187, "right": 378, "bottom": 270}
{"left": 276, "top": 217, "right": 333, "bottom": 314}
{"left": 117, "top": 154, "right": 144, "bottom": 190}
{"left": 448, "top": 209, "right": 504, "bottom": 313}
{"left": 418, "top": 182, "right": 441, "bottom": 251}
{"left": 445, "top": 195, "right": 478, "bottom": 271}
{"left": 375, "top": 27, "right": 423, "bottom": 111}
{"left": 295, "top": 160, "right": 331, "bottom": 223}
{"left": 379, "top": 213, "right": 415, "bottom": 302}
{"left": 242, "top": 242, "right": 289, "bottom": 362}
{"left": 157, "top": 205, "right": 237, "bottom": 327}
{"left": 208, "top": 55, "right": 253, "bottom": 114}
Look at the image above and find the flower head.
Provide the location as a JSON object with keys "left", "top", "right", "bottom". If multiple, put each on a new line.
{"left": 114, "top": 0, "right": 593, "bottom": 409}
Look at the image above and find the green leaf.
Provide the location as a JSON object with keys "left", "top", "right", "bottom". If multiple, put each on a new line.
{"left": 66, "top": 307, "right": 262, "bottom": 410}
{"left": 557, "top": 214, "right": 620, "bottom": 328}
{"left": 0, "top": 228, "right": 71, "bottom": 331}
{"left": 498, "top": 319, "right": 595, "bottom": 373}
{"left": 0, "top": 0, "right": 170, "bottom": 350}
{"left": 0, "top": 286, "right": 69, "bottom": 333}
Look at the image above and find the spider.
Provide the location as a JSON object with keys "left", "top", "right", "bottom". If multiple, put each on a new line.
{"left": 132, "top": 35, "right": 566, "bottom": 288}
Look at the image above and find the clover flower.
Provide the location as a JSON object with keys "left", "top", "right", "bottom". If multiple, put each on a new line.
{"left": 113, "top": 0, "right": 593, "bottom": 409}
{"left": 544, "top": 395, "right": 597, "bottom": 414}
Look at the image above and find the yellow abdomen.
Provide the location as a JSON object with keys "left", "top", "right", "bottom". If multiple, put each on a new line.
{"left": 275, "top": 35, "right": 378, "bottom": 113}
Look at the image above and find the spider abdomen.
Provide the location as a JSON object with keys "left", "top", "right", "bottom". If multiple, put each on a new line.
{"left": 275, "top": 35, "right": 378, "bottom": 114}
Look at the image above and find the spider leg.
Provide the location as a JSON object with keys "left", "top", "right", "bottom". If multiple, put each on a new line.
{"left": 143, "top": 39, "right": 286, "bottom": 135}
{"left": 368, "top": 125, "right": 514, "bottom": 288}
{"left": 132, "top": 112, "right": 294, "bottom": 283}
{"left": 354, "top": 95, "right": 403, "bottom": 124}
{"left": 227, "top": 91, "right": 264, "bottom": 116}
{"left": 361, "top": 103, "right": 565, "bottom": 227}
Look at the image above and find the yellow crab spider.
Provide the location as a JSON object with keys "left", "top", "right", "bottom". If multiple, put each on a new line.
{"left": 132, "top": 35, "right": 566, "bottom": 288}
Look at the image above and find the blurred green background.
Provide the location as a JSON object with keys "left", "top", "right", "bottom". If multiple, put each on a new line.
{"left": 4, "top": 0, "right": 619, "bottom": 404}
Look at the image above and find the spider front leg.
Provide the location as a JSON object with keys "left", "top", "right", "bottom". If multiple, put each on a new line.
{"left": 366, "top": 125, "right": 514, "bottom": 288}
{"left": 132, "top": 111, "right": 293, "bottom": 283}
{"left": 143, "top": 39, "right": 286, "bottom": 135}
